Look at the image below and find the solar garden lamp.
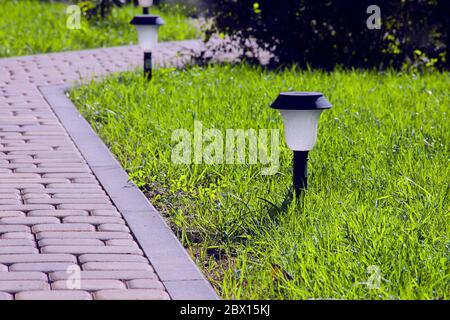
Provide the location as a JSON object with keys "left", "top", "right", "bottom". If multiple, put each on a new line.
{"left": 270, "top": 92, "right": 331, "bottom": 196}
{"left": 138, "top": 0, "right": 153, "bottom": 14}
{"left": 130, "top": 13, "right": 164, "bottom": 81}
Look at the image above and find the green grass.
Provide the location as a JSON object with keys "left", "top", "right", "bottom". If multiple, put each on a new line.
{"left": 70, "top": 65, "right": 449, "bottom": 299}
{"left": 0, "top": 0, "right": 200, "bottom": 57}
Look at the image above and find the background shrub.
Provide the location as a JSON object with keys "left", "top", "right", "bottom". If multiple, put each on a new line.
{"left": 77, "top": 0, "right": 190, "bottom": 19}
{"left": 204, "top": 0, "right": 449, "bottom": 70}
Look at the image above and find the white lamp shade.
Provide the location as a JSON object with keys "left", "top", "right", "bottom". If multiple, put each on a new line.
{"left": 280, "top": 109, "right": 323, "bottom": 151}
{"left": 138, "top": 0, "right": 153, "bottom": 7}
{"left": 135, "top": 25, "right": 159, "bottom": 52}
{"left": 270, "top": 92, "right": 331, "bottom": 151}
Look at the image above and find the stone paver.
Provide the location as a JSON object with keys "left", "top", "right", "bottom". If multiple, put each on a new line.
{"left": 15, "top": 290, "right": 92, "bottom": 300}
{"left": 0, "top": 272, "right": 47, "bottom": 281}
{"left": 0, "top": 292, "right": 13, "bottom": 300}
{"left": 94, "top": 289, "right": 170, "bottom": 300}
{"left": 0, "top": 41, "right": 213, "bottom": 300}
{"left": 127, "top": 279, "right": 165, "bottom": 290}
{"left": 52, "top": 279, "right": 125, "bottom": 291}
{"left": 0, "top": 281, "right": 49, "bottom": 293}
{"left": 50, "top": 270, "right": 158, "bottom": 281}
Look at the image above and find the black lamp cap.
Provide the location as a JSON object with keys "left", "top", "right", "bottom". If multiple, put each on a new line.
{"left": 270, "top": 92, "right": 331, "bottom": 110}
{"left": 130, "top": 15, "right": 164, "bottom": 26}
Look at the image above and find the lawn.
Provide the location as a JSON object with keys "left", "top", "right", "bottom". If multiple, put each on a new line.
{"left": 70, "top": 65, "right": 450, "bottom": 299}
{"left": 0, "top": 0, "right": 200, "bottom": 57}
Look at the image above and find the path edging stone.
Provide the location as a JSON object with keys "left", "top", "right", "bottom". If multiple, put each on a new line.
{"left": 39, "top": 84, "right": 219, "bottom": 300}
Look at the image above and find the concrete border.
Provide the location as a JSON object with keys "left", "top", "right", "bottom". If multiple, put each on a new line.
{"left": 39, "top": 84, "right": 219, "bottom": 300}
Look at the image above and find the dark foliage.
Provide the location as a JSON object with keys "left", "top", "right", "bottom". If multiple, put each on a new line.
{"left": 77, "top": 0, "right": 165, "bottom": 19}
{"left": 78, "top": 0, "right": 124, "bottom": 19}
{"left": 204, "top": 0, "right": 449, "bottom": 70}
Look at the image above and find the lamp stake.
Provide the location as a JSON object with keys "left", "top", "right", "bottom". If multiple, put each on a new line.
{"left": 144, "top": 51, "right": 152, "bottom": 80}
{"left": 293, "top": 150, "right": 308, "bottom": 195}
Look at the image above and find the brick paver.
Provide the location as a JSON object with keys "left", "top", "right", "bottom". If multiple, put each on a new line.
{"left": 0, "top": 41, "right": 201, "bottom": 300}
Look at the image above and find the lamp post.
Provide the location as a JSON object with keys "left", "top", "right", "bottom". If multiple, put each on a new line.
{"left": 130, "top": 3, "right": 164, "bottom": 81}
{"left": 270, "top": 92, "right": 331, "bottom": 196}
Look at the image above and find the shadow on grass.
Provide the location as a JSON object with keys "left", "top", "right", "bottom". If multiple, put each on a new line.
{"left": 258, "top": 186, "right": 307, "bottom": 222}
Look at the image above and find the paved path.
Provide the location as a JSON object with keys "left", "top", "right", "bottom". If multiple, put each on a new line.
{"left": 0, "top": 40, "right": 208, "bottom": 300}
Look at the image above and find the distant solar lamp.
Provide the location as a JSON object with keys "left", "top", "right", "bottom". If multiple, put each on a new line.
{"left": 130, "top": 14, "right": 164, "bottom": 81}
{"left": 138, "top": 0, "right": 153, "bottom": 14}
